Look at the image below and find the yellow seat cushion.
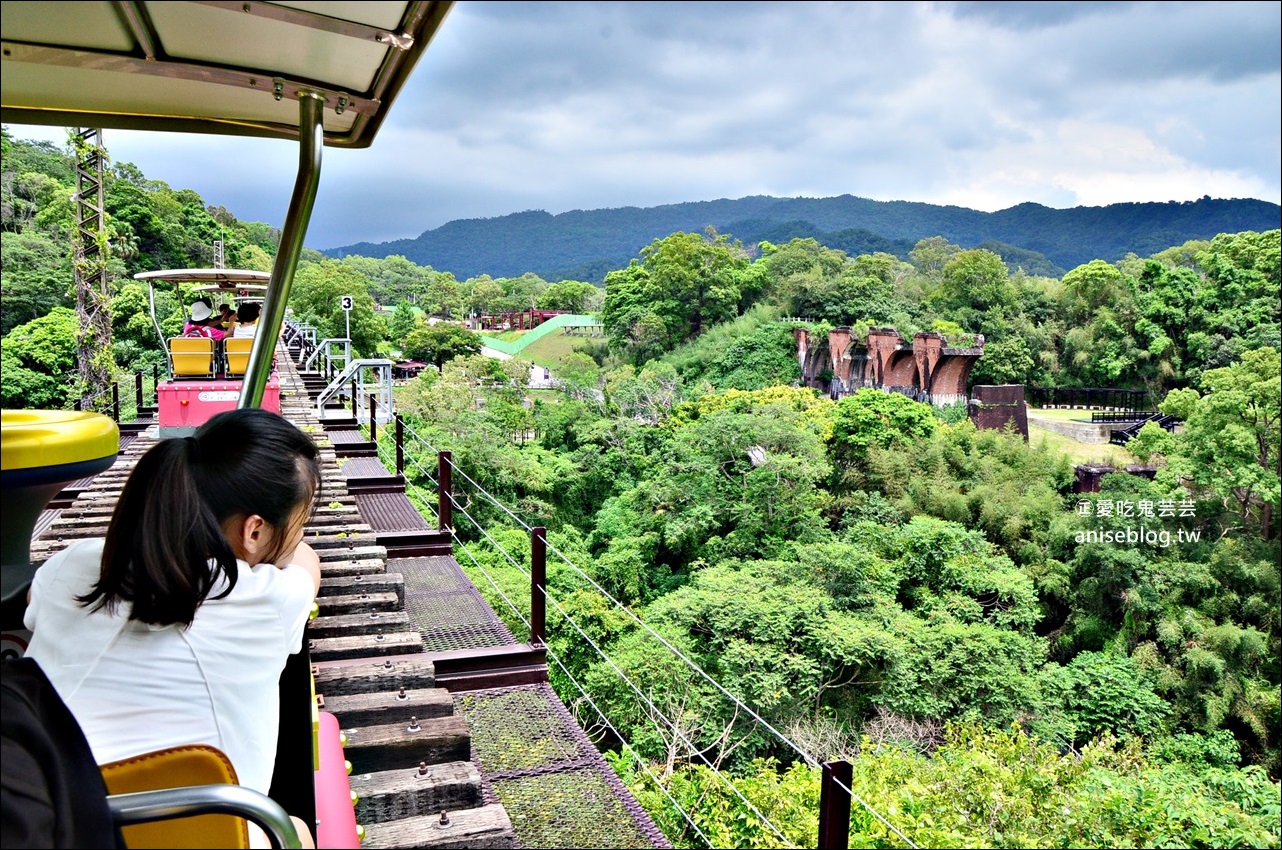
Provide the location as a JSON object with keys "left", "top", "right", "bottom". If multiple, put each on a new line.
{"left": 224, "top": 337, "right": 254, "bottom": 377}
{"left": 0, "top": 410, "right": 118, "bottom": 471}
{"left": 100, "top": 745, "right": 249, "bottom": 849}
{"left": 169, "top": 337, "right": 216, "bottom": 378}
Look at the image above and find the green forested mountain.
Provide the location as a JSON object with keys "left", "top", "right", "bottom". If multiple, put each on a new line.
{"left": 327, "top": 194, "right": 1280, "bottom": 282}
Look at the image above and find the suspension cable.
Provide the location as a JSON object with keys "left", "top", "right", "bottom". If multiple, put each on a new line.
{"left": 414, "top": 442, "right": 917, "bottom": 848}
{"left": 828, "top": 774, "right": 917, "bottom": 848}
{"left": 403, "top": 479, "right": 439, "bottom": 524}
{"left": 451, "top": 524, "right": 716, "bottom": 847}
{"left": 450, "top": 498, "right": 531, "bottom": 575}
{"left": 544, "top": 538, "right": 815, "bottom": 765}
{"left": 551, "top": 530, "right": 917, "bottom": 846}
{"left": 539, "top": 588, "right": 794, "bottom": 847}
{"left": 401, "top": 449, "right": 439, "bottom": 489}
{"left": 451, "top": 527, "right": 530, "bottom": 627}
{"left": 443, "top": 455, "right": 533, "bottom": 531}
{"left": 396, "top": 416, "right": 440, "bottom": 455}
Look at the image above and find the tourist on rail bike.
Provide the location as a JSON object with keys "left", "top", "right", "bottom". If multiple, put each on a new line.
{"left": 22, "top": 408, "right": 323, "bottom": 847}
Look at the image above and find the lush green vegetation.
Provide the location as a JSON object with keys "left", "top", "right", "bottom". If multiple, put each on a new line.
{"left": 4, "top": 129, "right": 1280, "bottom": 848}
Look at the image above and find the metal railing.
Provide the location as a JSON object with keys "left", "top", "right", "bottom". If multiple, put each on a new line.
{"left": 73, "top": 368, "right": 160, "bottom": 424}
{"left": 385, "top": 412, "right": 913, "bottom": 850}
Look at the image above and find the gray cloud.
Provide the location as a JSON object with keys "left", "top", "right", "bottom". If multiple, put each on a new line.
{"left": 7, "top": 1, "right": 1278, "bottom": 250}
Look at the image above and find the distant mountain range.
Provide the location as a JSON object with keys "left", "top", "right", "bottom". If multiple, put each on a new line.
{"left": 325, "top": 194, "right": 1281, "bottom": 283}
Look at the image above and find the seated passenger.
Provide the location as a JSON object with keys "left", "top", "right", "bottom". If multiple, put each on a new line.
{"left": 217, "top": 303, "right": 238, "bottom": 331}
{"left": 233, "top": 303, "right": 261, "bottom": 338}
{"left": 182, "top": 299, "right": 227, "bottom": 342}
{"left": 24, "top": 409, "right": 321, "bottom": 847}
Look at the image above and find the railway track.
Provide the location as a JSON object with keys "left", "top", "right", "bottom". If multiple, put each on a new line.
{"left": 31, "top": 348, "right": 517, "bottom": 849}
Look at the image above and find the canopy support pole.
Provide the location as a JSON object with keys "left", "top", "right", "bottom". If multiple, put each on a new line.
{"left": 240, "top": 92, "right": 325, "bottom": 408}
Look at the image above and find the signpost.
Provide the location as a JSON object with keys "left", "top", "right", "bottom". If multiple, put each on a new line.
{"left": 340, "top": 295, "right": 353, "bottom": 342}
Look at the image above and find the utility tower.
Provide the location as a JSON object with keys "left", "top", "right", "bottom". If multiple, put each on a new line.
{"left": 73, "top": 127, "right": 113, "bottom": 406}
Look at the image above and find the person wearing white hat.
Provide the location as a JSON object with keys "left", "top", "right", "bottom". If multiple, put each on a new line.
{"left": 183, "top": 298, "right": 227, "bottom": 341}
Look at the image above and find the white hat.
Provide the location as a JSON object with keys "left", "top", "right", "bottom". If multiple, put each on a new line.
{"left": 190, "top": 301, "right": 212, "bottom": 322}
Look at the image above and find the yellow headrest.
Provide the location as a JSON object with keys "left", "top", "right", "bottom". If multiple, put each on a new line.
{"left": 170, "top": 337, "right": 214, "bottom": 352}
{"left": 0, "top": 410, "right": 119, "bottom": 471}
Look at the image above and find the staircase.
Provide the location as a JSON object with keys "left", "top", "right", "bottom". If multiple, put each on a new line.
{"left": 1110, "top": 412, "right": 1180, "bottom": 445}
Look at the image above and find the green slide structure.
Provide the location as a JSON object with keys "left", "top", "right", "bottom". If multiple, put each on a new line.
{"left": 477, "top": 314, "right": 601, "bottom": 357}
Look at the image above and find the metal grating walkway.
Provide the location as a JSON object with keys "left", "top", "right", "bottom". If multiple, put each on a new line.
{"left": 339, "top": 457, "right": 395, "bottom": 478}
{"left": 328, "top": 429, "right": 370, "bottom": 444}
{"left": 355, "top": 493, "right": 433, "bottom": 532}
{"left": 300, "top": 354, "right": 670, "bottom": 848}
{"left": 393, "top": 556, "right": 517, "bottom": 652}
{"left": 458, "top": 684, "right": 671, "bottom": 849}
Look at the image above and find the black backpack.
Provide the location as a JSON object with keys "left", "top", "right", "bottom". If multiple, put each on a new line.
{"left": 1, "top": 657, "right": 124, "bottom": 848}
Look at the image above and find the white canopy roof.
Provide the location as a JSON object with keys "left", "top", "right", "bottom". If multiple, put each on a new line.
{"left": 1, "top": 1, "right": 452, "bottom": 148}
{"left": 134, "top": 268, "right": 271, "bottom": 286}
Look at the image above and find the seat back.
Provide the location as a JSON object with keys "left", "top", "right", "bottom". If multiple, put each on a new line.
{"left": 100, "top": 746, "right": 247, "bottom": 849}
{"left": 168, "top": 337, "right": 216, "bottom": 379}
{"left": 224, "top": 337, "right": 254, "bottom": 377}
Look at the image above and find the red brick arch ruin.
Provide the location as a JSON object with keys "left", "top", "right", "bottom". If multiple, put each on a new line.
{"left": 793, "top": 326, "right": 983, "bottom": 406}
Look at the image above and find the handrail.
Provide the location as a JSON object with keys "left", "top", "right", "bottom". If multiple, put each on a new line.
{"left": 106, "top": 784, "right": 302, "bottom": 849}
{"left": 303, "top": 339, "right": 351, "bottom": 373}
{"left": 313, "top": 359, "right": 393, "bottom": 419}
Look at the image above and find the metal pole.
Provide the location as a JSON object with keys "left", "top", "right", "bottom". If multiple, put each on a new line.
{"left": 135, "top": 371, "right": 144, "bottom": 411}
{"left": 368, "top": 394, "right": 377, "bottom": 444}
{"left": 395, "top": 414, "right": 404, "bottom": 476}
{"left": 350, "top": 377, "right": 357, "bottom": 417}
{"left": 817, "top": 760, "right": 852, "bottom": 850}
{"left": 111, "top": 382, "right": 120, "bottom": 423}
{"left": 437, "top": 451, "right": 452, "bottom": 532}
{"left": 530, "top": 526, "right": 546, "bottom": 646}
{"left": 240, "top": 92, "right": 324, "bottom": 408}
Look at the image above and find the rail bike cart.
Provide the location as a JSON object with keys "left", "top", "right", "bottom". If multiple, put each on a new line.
{"left": 135, "top": 268, "right": 282, "bottom": 437}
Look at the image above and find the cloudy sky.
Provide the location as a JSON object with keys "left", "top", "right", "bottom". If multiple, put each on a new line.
{"left": 8, "top": 1, "right": 1280, "bottom": 250}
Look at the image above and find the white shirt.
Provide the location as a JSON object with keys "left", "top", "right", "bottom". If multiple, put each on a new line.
{"left": 232, "top": 323, "right": 259, "bottom": 338}
{"left": 25, "top": 538, "right": 314, "bottom": 794}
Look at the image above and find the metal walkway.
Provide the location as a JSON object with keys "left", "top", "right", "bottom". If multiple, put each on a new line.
{"left": 293, "top": 349, "right": 670, "bottom": 848}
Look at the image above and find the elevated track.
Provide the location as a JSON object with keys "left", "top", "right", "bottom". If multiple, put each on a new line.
{"left": 29, "top": 340, "right": 668, "bottom": 849}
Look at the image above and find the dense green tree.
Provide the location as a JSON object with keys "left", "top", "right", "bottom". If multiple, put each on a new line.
{"left": 402, "top": 321, "right": 483, "bottom": 369}
{"left": 828, "top": 389, "right": 937, "bottom": 467}
{"left": 538, "top": 279, "right": 598, "bottom": 312}
{"left": 603, "top": 231, "right": 762, "bottom": 360}
{"left": 422, "top": 271, "right": 463, "bottom": 318}
{"left": 934, "top": 248, "right": 1015, "bottom": 322}
{"left": 554, "top": 351, "right": 601, "bottom": 402}
{"left": 1, "top": 306, "right": 78, "bottom": 407}
{"left": 464, "top": 275, "right": 504, "bottom": 317}
{"left": 970, "top": 334, "right": 1037, "bottom": 386}
{"left": 1157, "top": 348, "right": 1281, "bottom": 538}
{"left": 389, "top": 299, "right": 417, "bottom": 342}
{"left": 1, "top": 230, "right": 72, "bottom": 334}
{"left": 339, "top": 254, "right": 435, "bottom": 306}
{"left": 288, "top": 259, "right": 385, "bottom": 355}
{"left": 908, "top": 235, "right": 961, "bottom": 282}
